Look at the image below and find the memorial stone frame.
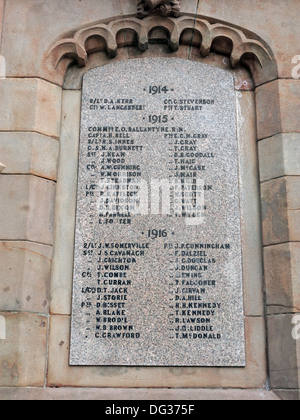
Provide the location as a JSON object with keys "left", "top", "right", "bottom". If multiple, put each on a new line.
{"left": 1, "top": 0, "right": 299, "bottom": 401}
{"left": 48, "top": 13, "right": 274, "bottom": 386}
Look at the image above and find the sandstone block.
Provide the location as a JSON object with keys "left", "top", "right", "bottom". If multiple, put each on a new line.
{"left": 0, "top": 312, "right": 47, "bottom": 387}
{"left": 0, "top": 78, "right": 61, "bottom": 138}
{"left": 0, "top": 175, "right": 56, "bottom": 245}
{"left": 50, "top": 91, "right": 81, "bottom": 315}
{"left": 236, "top": 91, "right": 264, "bottom": 316}
{"left": 0, "top": 132, "right": 59, "bottom": 180}
{"left": 259, "top": 133, "right": 300, "bottom": 182}
{"left": 264, "top": 243, "right": 300, "bottom": 315}
{"left": 261, "top": 177, "right": 300, "bottom": 246}
{"left": 0, "top": 386, "right": 280, "bottom": 401}
{"left": 274, "top": 390, "right": 300, "bottom": 401}
{"left": 1, "top": 0, "right": 123, "bottom": 85}
{"left": 256, "top": 80, "right": 300, "bottom": 140}
{"left": 0, "top": 1, "right": 4, "bottom": 47}
{"left": 268, "top": 314, "right": 300, "bottom": 390}
{"left": 0, "top": 241, "right": 52, "bottom": 313}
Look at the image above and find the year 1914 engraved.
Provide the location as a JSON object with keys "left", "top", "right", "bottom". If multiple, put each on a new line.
{"left": 148, "top": 85, "right": 173, "bottom": 95}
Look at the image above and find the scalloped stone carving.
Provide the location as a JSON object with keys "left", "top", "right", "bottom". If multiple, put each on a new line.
{"left": 47, "top": 15, "right": 277, "bottom": 86}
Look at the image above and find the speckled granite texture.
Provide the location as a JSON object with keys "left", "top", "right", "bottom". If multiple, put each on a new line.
{"left": 70, "top": 58, "right": 245, "bottom": 366}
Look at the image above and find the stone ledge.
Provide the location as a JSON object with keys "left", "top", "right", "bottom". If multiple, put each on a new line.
{"left": 0, "top": 387, "right": 280, "bottom": 401}
{"left": 274, "top": 389, "right": 300, "bottom": 401}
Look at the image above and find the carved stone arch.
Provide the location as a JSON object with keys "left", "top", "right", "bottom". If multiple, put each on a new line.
{"left": 46, "top": 14, "right": 277, "bottom": 88}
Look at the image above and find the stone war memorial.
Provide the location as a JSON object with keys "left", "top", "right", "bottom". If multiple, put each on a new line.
{"left": 0, "top": 0, "right": 299, "bottom": 402}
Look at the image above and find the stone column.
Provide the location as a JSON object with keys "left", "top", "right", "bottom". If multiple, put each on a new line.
{"left": 256, "top": 79, "right": 300, "bottom": 400}
{"left": 0, "top": 70, "right": 62, "bottom": 386}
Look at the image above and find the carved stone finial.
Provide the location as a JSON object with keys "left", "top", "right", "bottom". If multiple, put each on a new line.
{"left": 137, "top": 0, "right": 181, "bottom": 18}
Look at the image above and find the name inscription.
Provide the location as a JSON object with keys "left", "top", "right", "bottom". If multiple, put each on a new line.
{"left": 70, "top": 58, "right": 246, "bottom": 366}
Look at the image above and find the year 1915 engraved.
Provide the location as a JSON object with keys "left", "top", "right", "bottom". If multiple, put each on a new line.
{"left": 149, "top": 115, "right": 169, "bottom": 124}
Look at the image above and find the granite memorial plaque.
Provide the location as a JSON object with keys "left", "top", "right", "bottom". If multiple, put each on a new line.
{"left": 70, "top": 58, "right": 246, "bottom": 366}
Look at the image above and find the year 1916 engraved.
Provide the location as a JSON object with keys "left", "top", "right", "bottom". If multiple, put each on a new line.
{"left": 147, "top": 229, "right": 168, "bottom": 239}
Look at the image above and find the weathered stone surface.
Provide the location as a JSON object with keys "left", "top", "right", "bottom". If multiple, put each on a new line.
{"left": 48, "top": 14, "right": 275, "bottom": 89}
{"left": 48, "top": 315, "right": 266, "bottom": 388}
{"left": 264, "top": 243, "right": 300, "bottom": 315}
{"left": 190, "top": 52, "right": 254, "bottom": 92}
{"left": 64, "top": 49, "right": 129, "bottom": 90}
{"left": 1, "top": 0, "right": 291, "bottom": 83}
{"left": 127, "top": 42, "right": 191, "bottom": 61}
{"left": 0, "top": 79, "right": 61, "bottom": 138}
{"left": 274, "top": 390, "right": 300, "bottom": 401}
{"left": 119, "top": 0, "right": 136, "bottom": 15}
{"left": 236, "top": 91, "right": 264, "bottom": 316}
{"left": 171, "top": 0, "right": 198, "bottom": 14}
{"left": 51, "top": 91, "right": 81, "bottom": 315}
{"left": 137, "top": 0, "right": 181, "bottom": 18}
{"left": 255, "top": 80, "right": 280, "bottom": 141}
{"left": 289, "top": 210, "right": 300, "bottom": 242}
{"left": 261, "top": 177, "right": 300, "bottom": 246}
{"left": 0, "top": 132, "right": 59, "bottom": 180}
{"left": 0, "top": 241, "right": 52, "bottom": 313}
{"left": 2, "top": 0, "right": 123, "bottom": 84}
{"left": 256, "top": 80, "right": 300, "bottom": 140}
{"left": 0, "top": 313, "right": 47, "bottom": 387}
{"left": 196, "top": 0, "right": 300, "bottom": 81}
{"left": 0, "top": 175, "right": 56, "bottom": 245}
{"left": 267, "top": 314, "right": 300, "bottom": 390}
{"left": 259, "top": 133, "right": 300, "bottom": 182}
{"left": 0, "top": 0, "right": 4, "bottom": 48}
{"left": 0, "top": 386, "right": 280, "bottom": 401}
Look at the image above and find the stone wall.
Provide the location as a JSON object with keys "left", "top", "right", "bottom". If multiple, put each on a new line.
{"left": 0, "top": 0, "right": 299, "bottom": 400}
